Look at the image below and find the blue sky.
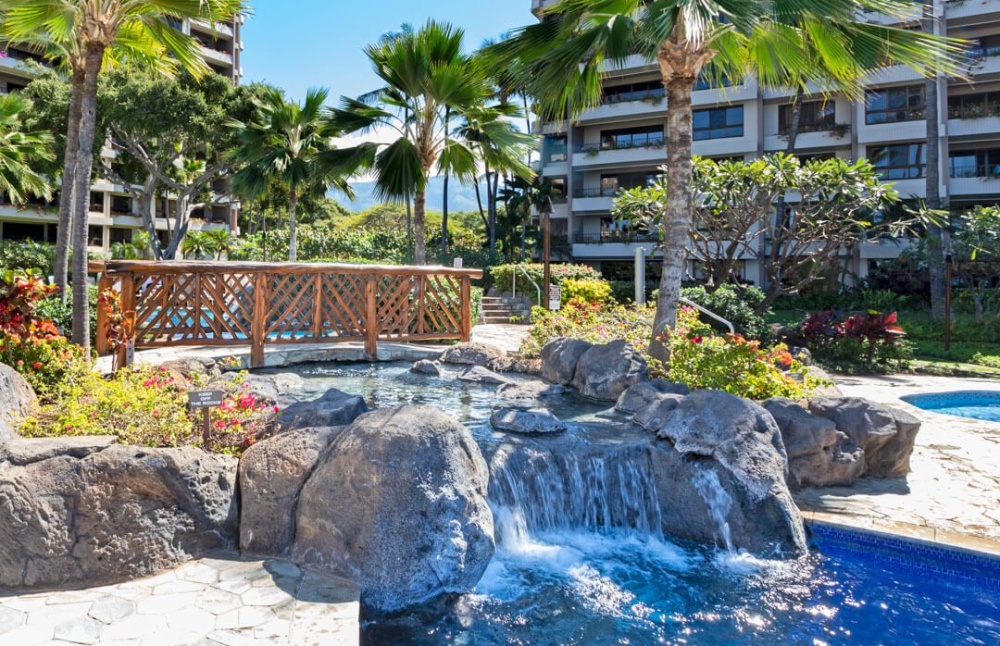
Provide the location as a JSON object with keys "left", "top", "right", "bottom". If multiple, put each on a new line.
{"left": 241, "top": 0, "right": 535, "bottom": 101}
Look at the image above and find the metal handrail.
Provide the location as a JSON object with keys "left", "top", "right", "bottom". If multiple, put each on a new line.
{"left": 512, "top": 264, "right": 542, "bottom": 306}
{"left": 679, "top": 297, "right": 735, "bottom": 335}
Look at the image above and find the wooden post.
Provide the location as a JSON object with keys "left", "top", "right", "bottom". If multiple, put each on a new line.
{"left": 118, "top": 273, "right": 136, "bottom": 369}
{"left": 250, "top": 273, "right": 267, "bottom": 368}
{"left": 461, "top": 276, "right": 472, "bottom": 342}
{"left": 312, "top": 274, "right": 323, "bottom": 340}
{"left": 417, "top": 275, "right": 426, "bottom": 335}
{"left": 542, "top": 209, "right": 552, "bottom": 309}
{"left": 95, "top": 272, "right": 112, "bottom": 356}
{"left": 365, "top": 275, "right": 378, "bottom": 359}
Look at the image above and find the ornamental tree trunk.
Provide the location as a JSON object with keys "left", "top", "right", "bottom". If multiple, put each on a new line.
{"left": 55, "top": 68, "right": 85, "bottom": 300}
{"left": 924, "top": 0, "right": 947, "bottom": 321}
{"left": 288, "top": 186, "right": 298, "bottom": 262}
{"left": 413, "top": 188, "right": 427, "bottom": 264}
{"left": 71, "top": 42, "right": 106, "bottom": 350}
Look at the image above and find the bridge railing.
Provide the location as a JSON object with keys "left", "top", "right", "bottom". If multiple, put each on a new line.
{"left": 91, "top": 261, "right": 483, "bottom": 368}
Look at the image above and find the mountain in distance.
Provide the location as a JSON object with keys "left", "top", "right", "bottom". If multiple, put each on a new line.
{"left": 330, "top": 176, "right": 484, "bottom": 214}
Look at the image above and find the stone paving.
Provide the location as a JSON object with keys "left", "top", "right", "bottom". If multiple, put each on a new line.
{"left": 794, "top": 373, "right": 1000, "bottom": 554}
{"left": 0, "top": 554, "right": 359, "bottom": 646}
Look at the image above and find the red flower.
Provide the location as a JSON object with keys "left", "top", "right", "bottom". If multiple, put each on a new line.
{"left": 31, "top": 361, "right": 42, "bottom": 370}
{"left": 691, "top": 336, "right": 703, "bottom": 344}
{"left": 214, "top": 420, "right": 226, "bottom": 430}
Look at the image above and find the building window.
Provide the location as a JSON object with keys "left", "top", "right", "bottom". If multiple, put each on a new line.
{"left": 693, "top": 106, "right": 744, "bottom": 140}
{"left": 865, "top": 86, "right": 925, "bottom": 125}
{"left": 949, "top": 149, "right": 1000, "bottom": 178}
{"left": 948, "top": 92, "right": 1000, "bottom": 120}
{"left": 549, "top": 177, "right": 567, "bottom": 203}
{"left": 111, "top": 195, "right": 132, "bottom": 215}
{"left": 601, "top": 80, "right": 663, "bottom": 105}
{"left": 110, "top": 228, "right": 133, "bottom": 244}
{"left": 868, "top": 143, "right": 925, "bottom": 179}
{"left": 595, "top": 125, "right": 664, "bottom": 151}
{"left": 0, "top": 222, "right": 45, "bottom": 242}
{"left": 89, "top": 192, "right": 104, "bottom": 212}
{"left": 694, "top": 66, "right": 732, "bottom": 91}
{"left": 544, "top": 136, "right": 567, "bottom": 163}
{"left": 88, "top": 225, "right": 104, "bottom": 247}
{"left": 968, "top": 35, "right": 1000, "bottom": 59}
{"left": 778, "top": 101, "right": 836, "bottom": 135}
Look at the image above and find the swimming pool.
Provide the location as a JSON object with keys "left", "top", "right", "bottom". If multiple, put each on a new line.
{"left": 902, "top": 391, "right": 1000, "bottom": 423}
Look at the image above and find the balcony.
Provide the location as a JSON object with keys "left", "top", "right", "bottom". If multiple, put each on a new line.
{"left": 578, "top": 91, "right": 667, "bottom": 124}
{"left": 946, "top": 0, "right": 1000, "bottom": 24}
{"left": 765, "top": 122, "right": 851, "bottom": 151}
{"left": 572, "top": 188, "right": 617, "bottom": 213}
{"left": 572, "top": 139, "right": 667, "bottom": 168}
{"left": 571, "top": 232, "right": 660, "bottom": 259}
{"left": 950, "top": 99, "right": 1000, "bottom": 138}
{"left": 190, "top": 18, "right": 235, "bottom": 39}
{"left": 199, "top": 45, "right": 233, "bottom": 66}
{"left": 949, "top": 162, "right": 1000, "bottom": 197}
{"left": 858, "top": 113, "right": 926, "bottom": 144}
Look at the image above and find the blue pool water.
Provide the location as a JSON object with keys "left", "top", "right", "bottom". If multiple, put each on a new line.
{"left": 902, "top": 391, "right": 1000, "bottom": 423}
{"left": 274, "top": 364, "right": 1000, "bottom": 645}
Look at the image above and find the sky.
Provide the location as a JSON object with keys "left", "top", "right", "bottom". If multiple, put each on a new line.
{"left": 241, "top": 0, "right": 535, "bottom": 102}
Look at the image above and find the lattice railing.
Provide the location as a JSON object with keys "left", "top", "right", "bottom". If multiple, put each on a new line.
{"left": 93, "top": 261, "right": 481, "bottom": 368}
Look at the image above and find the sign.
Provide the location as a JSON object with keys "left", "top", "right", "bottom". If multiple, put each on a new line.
{"left": 548, "top": 285, "right": 562, "bottom": 311}
{"left": 189, "top": 390, "right": 225, "bottom": 409}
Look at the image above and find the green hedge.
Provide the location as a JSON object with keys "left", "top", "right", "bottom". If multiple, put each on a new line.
{"left": 489, "top": 263, "right": 601, "bottom": 303}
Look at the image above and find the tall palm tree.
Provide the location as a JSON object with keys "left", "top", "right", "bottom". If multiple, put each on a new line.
{"left": 0, "top": 93, "right": 54, "bottom": 204}
{"left": 230, "top": 87, "right": 353, "bottom": 262}
{"left": 330, "top": 21, "right": 487, "bottom": 265}
{"left": 493, "top": 0, "right": 964, "bottom": 361}
{"left": 0, "top": 0, "right": 243, "bottom": 349}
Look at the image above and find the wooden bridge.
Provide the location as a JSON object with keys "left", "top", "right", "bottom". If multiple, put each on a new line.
{"left": 92, "top": 261, "right": 483, "bottom": 368}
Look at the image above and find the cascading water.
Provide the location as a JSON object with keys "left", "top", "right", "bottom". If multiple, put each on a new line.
{"left": 691, "top": 465, "right": 736, "bottom": 553}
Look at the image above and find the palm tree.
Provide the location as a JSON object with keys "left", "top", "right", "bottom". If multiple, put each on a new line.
{"left": 493, "top": 0, "right": 964, "bottom": 361}
{"left": 204, "top": 228, "right": 234, "bottom": 260}
{"left": 181, "top": 230, "right": 214, "bottom": 260}
{"left": 0, "top": 0, "right": 243, "bottom": 349}
{"left": 0, "top": 93, "right": 54, "bottom": 205}
{"left": 330, "top": 21, "right": 487, "bottom": 265}
{"left": 230, "top": 87, "right": 353, "bottom": 262}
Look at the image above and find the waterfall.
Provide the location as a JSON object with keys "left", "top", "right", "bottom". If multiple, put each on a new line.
{"left": 691, "top": 466, "right": 735, "bottom": 553}
{"left": 488, "top": 439, "right": 663, "bottom": 543}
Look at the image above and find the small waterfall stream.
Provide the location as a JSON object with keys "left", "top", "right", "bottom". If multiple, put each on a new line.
{"left": 691, "top": 466, "right": 735, "bottom": 553}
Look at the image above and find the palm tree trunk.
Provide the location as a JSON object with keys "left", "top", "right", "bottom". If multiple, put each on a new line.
{"left": 70, "top": 43, "right": 106, "bottom": 349}
{"left": 405, "top": 196, "right": 413, "bottom": 263}
{"left": 924, "top": 0, "right": 946, "bottom": 321}
{"left": 486, "top": 164, "right": 497, "bottom": 264}
{"left": 55, "top": 68, "right": 85, "bottom": 300}
{"left": 288, "top": 187, "right": 298, "bottom": 262}
{"left": 441, "top": 106, "right": 450, "bottom": 263}
{"left": 413, "top": 188, "right": 427, "bottom": 264}
{"left": 650, "top": 74, "right": 697, "bottom": 363}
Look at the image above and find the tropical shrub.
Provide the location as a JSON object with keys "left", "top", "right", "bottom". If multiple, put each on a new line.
{"left": 22, "top": 367, "right": 279, "bottom": 456}
{"left": 799, "top": 310, "right": 912, "bottom": 373}
{"left": 561, "top": 278, "right": 613, "bottom": 306}
{"left": 664, "top": 308, "right": 816, "bottom": 400}
{"left": 0, "top": 239, "right": 54, "bottom": 274}
{"left": 490, "top": 263, "right": 602, "bottom": 297}
{"left": 680, "top": 284, "right": 772, "bottom": 341}
{"left": 520, "top": 300, "right": 655, "bottom": 358}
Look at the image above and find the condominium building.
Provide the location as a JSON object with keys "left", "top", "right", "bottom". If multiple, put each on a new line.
{"left": 532, "top": 0, "right": 1000, "bottom": 285}
{"left": 0, "top": 15, "right": 244, "bottom": 253}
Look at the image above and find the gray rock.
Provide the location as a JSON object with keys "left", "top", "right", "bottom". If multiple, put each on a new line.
{"left": 571, "top": 340, "right": 648, "bottom": 401}
{"left": 439, "top": 343, "right": 510, "bottom": 371}
{"left": 457, "top": 365, "right": 513, "bottom": 386}
{"left": 631, "top": 394, "right": 686, "bottom": 432}
{"left": 763, "top": 399, "right": 865, "bottom": 488}
{"left": 654, "top": 390, "right": 807, "bottom": 556}
{"left": 495, "top": 380, "right": 567, "bottom": 402}
{"left": 239, "top": 426, "right": 344, "bottom": 556}
{"left": 278, "top": 388, "right": 368, "bottom": 431}
{"left": 410, "top": 360, "right": 443, "bottom": 376}
{"left": 490, "top": 408, "right": 567, "bottom": 435}
{"left": 237, "top": 372, "right": 307, "bottom": 406}
{"left": 806, "top": 367, "right": 843, "bottom": 398}
{"left": 615, "top": 380, "right": 690, "bottom": 415}
{"left": 0, "top": 436, "right": 118, "bottom": 466}
{"left": 540, "top": 338, "right": 593, "bottom": 385}
{"left": 0, "top": 444, "right": 238, "bottom": 590}
{"left": 808, "top": 397, "right": 919, "bottom": 478}
{"left": 0, "top": 363, "right": 35, "bottom": 442}
{"left": 158, "top": 357, "right": 221, "bottom": 379}
{"left": 293, "top": 405, "right": 494, "bottom": 614}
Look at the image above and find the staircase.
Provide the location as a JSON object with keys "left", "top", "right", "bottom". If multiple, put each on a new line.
{"left": 479, "top": 295, "right": 533, "bottom": 325}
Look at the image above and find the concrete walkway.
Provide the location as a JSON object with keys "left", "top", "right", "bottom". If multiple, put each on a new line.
{"left": 794, "top": 374, "right": 1000, "bottom": 555}
{"left": 0, "top": 554, "right": 359, "bottom": 646}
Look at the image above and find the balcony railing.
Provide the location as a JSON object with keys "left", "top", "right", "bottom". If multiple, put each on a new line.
{"left": 574, "top": 232, "right": 659, "bottom": 245}
{"left": 572, "top": 187, "right": 620, "bottom": 198}
{"left": 949, "top": 101, "right": 1000, "bottom": 120}
{"left": 967, "top": 44, "right": 1000, "bottom": 59}
{"left": 949, "top": 163, "right": 1000, "bottom": 179}
{"left": 577, "top": 136, "right": 666, "bottom": 155}
{"left": 599, "top": 88, "right": 665, "bottom": 106}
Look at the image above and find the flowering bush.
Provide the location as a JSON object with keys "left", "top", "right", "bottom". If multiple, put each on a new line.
{"left": 664, "top": 308, "right": 817, "bottom": 400}
{"left": 21, "top": 367, "right": 278, "bottom": 456}
{"left": 490, "top": 263, "right": 602, "bottom": 298}
{"left": 0, "top": 270, "right": 86, "bottom": 392}
{"left": 799, "top": 310, "right": 912, "bottom": 373}
{"left": 561, "top": 279, "right": 614, "bottom": 306}
{"left": 520, "top": 299, "right": 655, "bottom": 358}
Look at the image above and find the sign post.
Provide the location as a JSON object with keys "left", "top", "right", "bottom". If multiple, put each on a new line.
{"left": 188, "top": 390, "right": 225, "bottom": 447}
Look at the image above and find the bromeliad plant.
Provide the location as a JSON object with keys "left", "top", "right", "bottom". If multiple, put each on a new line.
{"left": 799, "top": 310, "right": 912, "bottom": 373}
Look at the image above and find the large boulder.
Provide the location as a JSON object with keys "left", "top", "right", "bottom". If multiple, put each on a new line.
{"left": 496, "top": 380, "right": 567, "bottom": 403}
{"left": 457, "top": 365, "right": 513, "bottom": 386}
{"left": 238, "top": 372, "right": 307, "bottom": 407}
{"left": 540, "top": 338, "right": 592, "bottom": 385}
{"left": 632, "top": 394, "right": 686, "bottom": 432}
{"left": 0, "top": 440, "right": 238, "bottom": 589}
{"left": 239, "top": 426, "right": 344, "bottom": 556}
{"left": 615, "top": 380, "right": 689, "bottom": 415}
{"left": 763, "top": 398, "right": 865, "bottom": 488}
{"left": 808, "top": 397, "right": 920, "bottom": 478}
{"left": 490, "top": 408, "right": 567, "bottom": 435}
{"left": 571, "top": 340, "right": 648, "bottom": 402}
{"left": 439, "top": 343, "right": 509, "bottom": 371}
{"left": 292, "top": 405, "right": 494, "bottom": 614}
{"left": 410, "top": 359, "right": 444, "bottom": 376}
{"left": 0, "top": 363, "right": 35, "bottom": 442}
{"left": 653, "top": 390, "right": 807, "bottom": 556}
{"left": 278, "top": 388, "right": 368, "bottom": 431}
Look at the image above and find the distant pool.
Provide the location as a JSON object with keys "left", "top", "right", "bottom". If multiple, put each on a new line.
{"left": 902, "top": 391, "right": 1000, "bottom": 423}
